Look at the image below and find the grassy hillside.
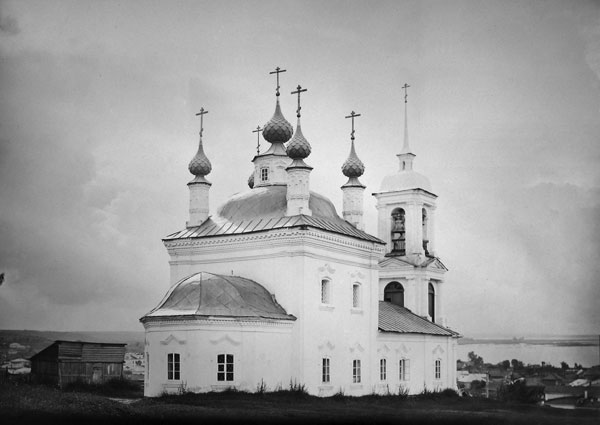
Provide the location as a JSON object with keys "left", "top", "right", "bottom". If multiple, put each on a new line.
{"left": 1, "top": 380, "right": 598, "bottom": 425}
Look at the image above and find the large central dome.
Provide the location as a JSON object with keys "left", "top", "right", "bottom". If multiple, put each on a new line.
{"left": 217, "top": 185, "right": 340, "bottom": 222}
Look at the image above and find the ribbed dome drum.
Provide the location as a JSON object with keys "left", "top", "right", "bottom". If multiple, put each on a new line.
{"left": 262, "top": 99, "right": 293, "bottom": 144}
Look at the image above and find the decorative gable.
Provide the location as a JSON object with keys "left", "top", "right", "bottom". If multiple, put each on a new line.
{"left": 210, "top": 334, "right": 241, "bottom": 346}
{"left": 379, "top": 256, "right": 414, "bottom": 269}
{"left": 432, "top": 345, "right": 445, "bottom": 356}
{"left": 160, "top": 334, "right": 186, "bottom": 346}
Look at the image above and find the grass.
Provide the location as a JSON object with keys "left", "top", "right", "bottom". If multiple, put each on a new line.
{"left": 1, "top": 380, "right": 598, "bottom": 425}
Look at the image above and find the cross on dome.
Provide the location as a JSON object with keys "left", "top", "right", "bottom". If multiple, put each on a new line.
{"left": 195, "top": 107, "right": 208, "bottom": 137}
{"left": 252, "top": 125, "right": 262, "bottom": 155}
{"left": 189, "top": 107, "right": 212, "bottom": 178}
{"left": 345, "top": 110, "right": 361, "bottom": 141}
{"left": 342, "top": 110, "right": 365, "bottom": 180}
{"left": 269, "top": 66, "right": 287, "bottom": 97}
{"left": 291, "top": 85, "right": 308, "bottom": 118}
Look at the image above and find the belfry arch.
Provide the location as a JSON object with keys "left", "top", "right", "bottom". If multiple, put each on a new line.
{"left": 384, "top": 281, "right": 404, "bottom": 307}
{"left": 390, "top": 208, "right": 406, "bottom": 255}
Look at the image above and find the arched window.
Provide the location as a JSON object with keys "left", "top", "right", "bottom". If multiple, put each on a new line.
{"left": 321, "top": 279, "right": 331, "bottom": 304}
{"left": 422, "top": 208, "right": 429, "bottom": 256}
{"left": 390, "top": 208, "right": 405, "bottom": 255}
{"left": 352, "top": 283, "right": 361, "bottom": 308}
{"left": 434, "top": 359, "right": 441, "bottom": 380}
{"left": 428, "top": 282, "right": 435, "bottom": 322}
{"left": 384, "top": 281, "right": 404, "bottom": 307}
{"left": 402, "top": 161, "right": 406, "bottom": 170}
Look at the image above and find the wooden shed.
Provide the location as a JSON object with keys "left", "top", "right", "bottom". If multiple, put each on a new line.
{"left": 30, "top": 340, "right": 126, "bottom": 387}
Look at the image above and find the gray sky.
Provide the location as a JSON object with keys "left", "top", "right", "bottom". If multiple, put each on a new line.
{"left": 1, "top": 0, "right": 599, "bottom": 336}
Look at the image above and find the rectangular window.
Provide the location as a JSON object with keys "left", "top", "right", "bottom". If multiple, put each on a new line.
{"left": 260, "top": 167, "right": 269, "bottom": 182}
{"left": 352, "top": 359, "right": 361, "bottom": 383}
{"left": 380, "top": 358, "right": 387, "bottom": 381}
{"left": 352, "top": 284, "right": 360, "bottom": 308}
{"left": 321, "top": 279, "right": 330, "bottom": 304}
{"left": 167, "top": 353, "right": 180, "bottom": 380}
{"left": 322, "top": 358, "right": 330, "bottom": 383}
{"left": 399, "top": 359, "right": 410, "bottom": 381}
{"left": 217, "top": 354, "right": 234, "bottom": 381}
{"left": 435, "top": 359, "right": 441, "bottom": 380}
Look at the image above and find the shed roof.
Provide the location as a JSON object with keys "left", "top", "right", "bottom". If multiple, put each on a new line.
{"left": 378, "top": 301, "right": 459, "bottom": 336}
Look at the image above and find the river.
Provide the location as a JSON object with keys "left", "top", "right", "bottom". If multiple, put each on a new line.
{"left": 457, "top": 342, "right": 599, "bottom": 367}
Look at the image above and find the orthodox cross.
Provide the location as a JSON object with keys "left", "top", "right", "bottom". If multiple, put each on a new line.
{"left": 345, "top": 110, "right": 361, "bottom": 140}
{"left": 252, "top": 125, "right": 262, "bottom": 155}
{"left": 291, "top": 85, "right": 307, "bottom": 118}
{"left": 402, "top": 83, "right": 410, "bottom": 104}
{"left": 195, "top": 107, "right": 208, "bottom": 137}
{"left": 269, "top": 66, "right": 287, "bottom": 96}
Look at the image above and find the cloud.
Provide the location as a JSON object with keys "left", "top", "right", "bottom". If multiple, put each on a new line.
{"left": 0, "top": 4, "right": 19, "bottom": 36}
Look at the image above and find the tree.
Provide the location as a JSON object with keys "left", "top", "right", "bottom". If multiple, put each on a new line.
{"left": 468, "top": 351, "right": 484, "bottom": 370}
{"left": 500, "top": 360, "right": 510, "bottom": 369}
{"left": 511, "top": 359, "right": 524, "bottom": 370}
{"left": 560, "top": 361, "right": 569, "bottom": 370}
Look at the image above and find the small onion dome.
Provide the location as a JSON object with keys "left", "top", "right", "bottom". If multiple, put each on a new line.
{"left": 342, "top": 140, "right": 365, "bottom": 178}
{"left": 248, "top": 172, "right": 255, "bottom": 188}
{"left": 286, "top": 120, "right": 311, "bottom": 160}
{"left": 262, "top": 99, "right": 293, "bottom": 144}
{"left": 188, "top": 137, "right": 212, "bottom": 177}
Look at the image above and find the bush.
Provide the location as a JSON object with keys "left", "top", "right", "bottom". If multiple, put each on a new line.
{"left": 497, "top": 380, "right": 544, "bottom": 404}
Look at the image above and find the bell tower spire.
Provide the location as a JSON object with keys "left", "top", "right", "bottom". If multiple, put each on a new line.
{"left": 397, "top": 83, "right": 415, "bottom": 172}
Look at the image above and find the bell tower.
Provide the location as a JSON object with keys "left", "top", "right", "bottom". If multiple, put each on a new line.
{"left": 373, "top": 84, "right": 447, "bottom": 325}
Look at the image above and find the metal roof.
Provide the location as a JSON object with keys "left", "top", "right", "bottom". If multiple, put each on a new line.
{"left": 164, "top": 186, "right": 383, "bottom": 244}
{"left": 378, "top": 301, "right": 459, "bottom": 336}
{"left": 141, "top": 272, "right": 296, "bottom": 322}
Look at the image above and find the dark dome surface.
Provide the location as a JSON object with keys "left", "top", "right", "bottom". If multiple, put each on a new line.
{"left": 217, "top": 185, "right": 340, "bottom": 222}
{"left": 142, "top": 272, "right": 295, "bottom": 321}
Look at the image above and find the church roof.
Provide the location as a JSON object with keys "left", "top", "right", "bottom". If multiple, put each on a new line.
{"left": 165, "top": 186, "right": 383, "bottom": 244}
{"left": 378, "top": 301, "right": 459, "bottom": 336}
{"left": 141, "top": 272, "right": 296, "bottom": 322}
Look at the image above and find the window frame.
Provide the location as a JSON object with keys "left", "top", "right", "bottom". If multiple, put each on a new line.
{"left": 167, "top": 352, "right": 180, "bottom": 381}
{"left": 352, "top": 359, "right": 361, "bottom": 384}
{"left": 352, "top": 283, "right": 361, "bottom": 309}
{"left": 260, "top": 167, "right": 269, "bottom": 182}
{"left": 379, "top": 358, "right": 387, "bottom": 381}
{"left": 217, "top": 353, "right": 234, "bottom": 382}
{"left": 399, "top": 358, "right": 410, "bottom": 382}
{"left": 434, "top": 359, "right": 441, "bottom": 380}
{"left": 322, "top": 357, "right": 330, "bottom": 383}
{"left": 320, "top": 279, "right": 331, "bottom": 305}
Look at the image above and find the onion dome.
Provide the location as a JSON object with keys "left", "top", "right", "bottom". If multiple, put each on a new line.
{"left": 248, "top": 172, "right": 255, "bottom": 188}
{"left": 342, "top": 140, "right": 365, "bottom": 178}
{"left": 262, "top": 99, "right": 293, "bottom": 144}
{"left": 286, "top": 119, "right": 311, "bottom": 160}
{"left": 188, "top": 135, "right": 212, "bottom": 178}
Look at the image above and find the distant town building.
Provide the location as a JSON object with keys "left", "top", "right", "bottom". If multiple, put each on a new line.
{"left": 30, "top": 340, "right": 126, "bottom": 387}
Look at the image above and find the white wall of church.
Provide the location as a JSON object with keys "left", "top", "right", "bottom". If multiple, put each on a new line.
{"left": 143, "top": 320, "right": 294, "bottom": 397}
{"left": 164, "top": 229, "right": 383, "bottom": 396}
{"left": 375, "top": 333, "right": 457, "bottom": 394}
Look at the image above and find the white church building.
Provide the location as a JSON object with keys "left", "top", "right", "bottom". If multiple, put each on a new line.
{"left": 140, "top": 74, "right": 460, "bottom": 397}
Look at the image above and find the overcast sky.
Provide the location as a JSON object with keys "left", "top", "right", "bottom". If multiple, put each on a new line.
{"left": 1, "top": 0, "right": 599, "bottom": 337}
